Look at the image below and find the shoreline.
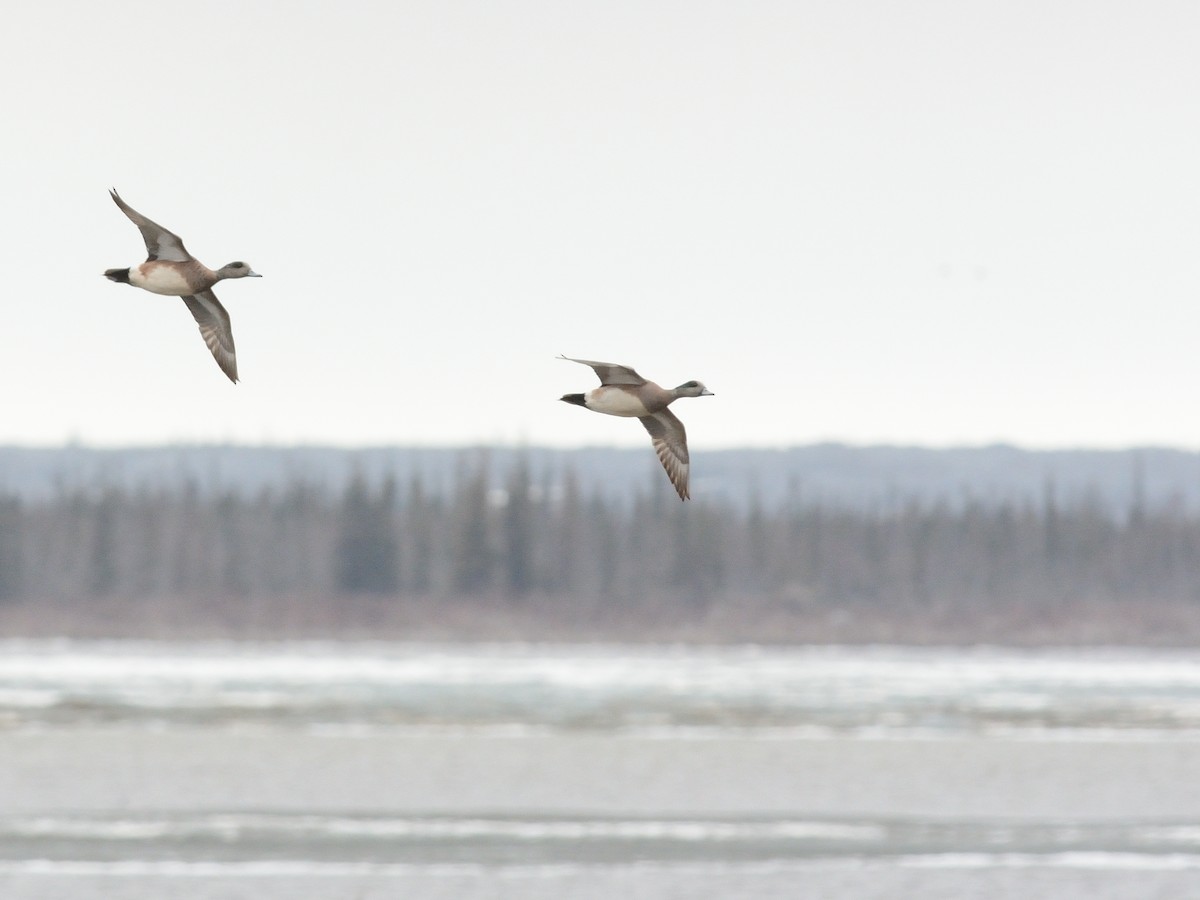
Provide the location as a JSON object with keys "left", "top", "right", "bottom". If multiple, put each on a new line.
{"left": 2, "top": 594, "right": 1200, "bottom": 646}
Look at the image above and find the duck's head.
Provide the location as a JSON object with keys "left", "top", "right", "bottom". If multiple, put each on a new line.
{"left": 216, "top": 261, "right": 262, "bottom": 279}
{"left": 675, "top": 380, "right": 714, "bottom": 398}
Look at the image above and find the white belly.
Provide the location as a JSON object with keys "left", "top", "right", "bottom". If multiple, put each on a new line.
{"left": 586, "top": 387, "right": 649, "bottom": 417}
{"left": 129, "top": 264, "right": 194, "bottom": 296}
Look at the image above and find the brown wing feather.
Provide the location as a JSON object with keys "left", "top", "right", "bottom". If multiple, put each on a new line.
{"left": 110, "top": 189, "right": 191, "bottom": 262}
{"left": 181, "top": 291, "right": 238, "bottom": 383}
{"left": 639, "top": 409, "right": 691, "bottom": 500}
{"left": 558, "top": 355, "right": 646, "bottom": 386}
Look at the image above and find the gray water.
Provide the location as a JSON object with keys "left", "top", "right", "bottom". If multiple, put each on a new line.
{"left": 2, "top": 641, "right": 1200, "bottom": 898}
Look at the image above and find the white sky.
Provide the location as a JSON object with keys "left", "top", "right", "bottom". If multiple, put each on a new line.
{"left": 4, "top": 0, "right": 1200, "bottom": 450}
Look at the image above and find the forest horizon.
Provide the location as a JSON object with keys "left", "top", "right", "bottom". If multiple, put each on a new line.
{"left": 3, "top": 446, "right": 1200, "bottom": 645}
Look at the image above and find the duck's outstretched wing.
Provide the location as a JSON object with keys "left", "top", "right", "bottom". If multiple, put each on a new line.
{"left": 557, "top": 354, "right": 646, "bottom": 386}
{"left": 639, "top": 409, "right": 690, "bottom": 501}
{"left": 181, "top": 290, "right": 238, "bottom": 383}
{"left": 110, "top": 189, "right": 191, "bottom": 263}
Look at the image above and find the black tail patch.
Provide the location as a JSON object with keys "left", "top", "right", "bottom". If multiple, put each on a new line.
{"left": 104, "top": 268, "right": 131, "bottom": 284}
{"left": 560, "top": 393, "right": 587, "bottom": 407}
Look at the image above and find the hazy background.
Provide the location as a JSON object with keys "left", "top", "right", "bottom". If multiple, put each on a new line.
{"left": 4, "top": 0, "right": 1200, "bottom": 449}
{"left": 7, "top": 5, "right": 1200, "bottom": 898}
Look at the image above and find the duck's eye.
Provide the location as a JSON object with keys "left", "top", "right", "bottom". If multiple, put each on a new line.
{"left": 230, "top": 261, "right": 245, "bottom": 268}
{"left": 684, "top": 381, "right": 698, "bottom": 388}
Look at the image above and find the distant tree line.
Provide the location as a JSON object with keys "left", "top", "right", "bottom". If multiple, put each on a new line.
{"left": 0, "top": 454, "right": 1199, "bottom": 622}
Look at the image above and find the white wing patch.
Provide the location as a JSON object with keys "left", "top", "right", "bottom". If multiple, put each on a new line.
{"left": 151, "top": 232, "right": 190, "bottom": 263}
{"left": 109, "top": 190, "right": 192, "bottom": 263}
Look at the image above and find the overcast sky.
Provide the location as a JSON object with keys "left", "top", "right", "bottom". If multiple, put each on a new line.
{"left": 4, "top": 1, "right": 1200, "bottom": 450}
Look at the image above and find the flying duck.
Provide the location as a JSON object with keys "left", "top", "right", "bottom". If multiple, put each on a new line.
{"left": 558, "top": 355, "right": 714, "bottom": 500}
{"left": 103, "top": 189, "right": 260, "bottom": 383}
